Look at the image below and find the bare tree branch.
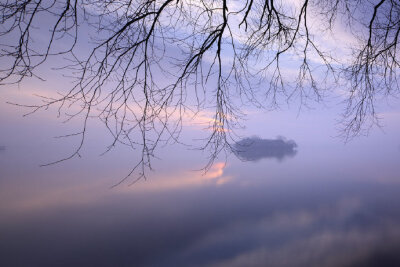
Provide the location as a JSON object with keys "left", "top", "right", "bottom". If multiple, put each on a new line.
{"left": 1, "top": 0, "right": 398, "bottom": 183}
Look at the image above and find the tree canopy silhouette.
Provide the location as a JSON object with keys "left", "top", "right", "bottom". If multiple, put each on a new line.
{"left": 1, "top": 0, "right": 399, "bottom": 180}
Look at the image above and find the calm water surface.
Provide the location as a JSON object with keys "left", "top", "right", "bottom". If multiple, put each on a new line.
{"left": 1, "top": 91, "right": 400, "bottom": 266}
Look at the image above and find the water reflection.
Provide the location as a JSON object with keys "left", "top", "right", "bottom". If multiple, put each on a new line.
{"left": 2, "top": 175, "right": 400, "bottom": 267}
{"left": 233, "top": 136, "right": 297, "bottom": 162}
{"left": 2, "top": 94, "right": 400, "bottom": 267}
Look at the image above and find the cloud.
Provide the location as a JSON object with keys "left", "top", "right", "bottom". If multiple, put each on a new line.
{"left": 183, "top": 197, "right": 400, "bottom": 267}
{"left": 233, "top": 136, "right": 297, "bottom": 162}
{"left": 208, "top": 228, "right": 400, "bottom": 267}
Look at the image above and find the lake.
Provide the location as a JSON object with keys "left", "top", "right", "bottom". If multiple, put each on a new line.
{"left": 1, "top": 88, "right": 400, "bottom": 267}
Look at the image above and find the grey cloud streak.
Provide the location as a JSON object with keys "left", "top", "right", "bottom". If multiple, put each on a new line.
{"left": 233, "top": 136, "right": 297, "bottom": 162}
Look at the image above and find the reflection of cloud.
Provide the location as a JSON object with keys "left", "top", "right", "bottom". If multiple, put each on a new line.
{"left": 3, "top": 177, "right": 400, "bottom": 267}
{"left": 118, "top": 162, "right": 231, "bottom": 193}
{"left": 0, "top": 162, "right": 232, "bottom": 215}
{"left": 0, "top": 180, "right": 112, "bottom": 213}
{"left": 233, "top": 136, "right": 297, "bottom": 162}
{"left": 182, "top": 110, "right": 234, "bottom": 133}
{"left": 209, "top": 229, "right": 400, "bottom": 267}
{"left": 187, "top": 197, "right": 400, "bottom": 267}
{"left": 204, "top": 162, "right": 225, "bottom": 180}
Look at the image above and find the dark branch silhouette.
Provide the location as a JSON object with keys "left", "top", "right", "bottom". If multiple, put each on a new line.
{"left": 0, "top": 0, "right": 398, "bottom": 182}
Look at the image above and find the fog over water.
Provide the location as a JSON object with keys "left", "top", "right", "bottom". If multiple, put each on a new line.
{"left": 1, "top": 85, "right": 400, "bottom": 267}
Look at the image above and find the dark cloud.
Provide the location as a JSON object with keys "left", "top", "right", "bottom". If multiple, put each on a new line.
{"left": 0, "top": 145, "right": 5, "bottom": 152}
{"left": 233, "top": 136, "right": 297, "bottom": 162}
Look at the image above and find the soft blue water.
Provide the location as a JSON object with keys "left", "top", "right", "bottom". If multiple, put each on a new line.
{"left": 1, "top": 87, "right": 400, "bottom": 267}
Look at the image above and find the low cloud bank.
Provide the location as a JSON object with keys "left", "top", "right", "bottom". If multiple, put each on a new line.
{"left": 233, "top": 136, "right": 297, "bottom": 161}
